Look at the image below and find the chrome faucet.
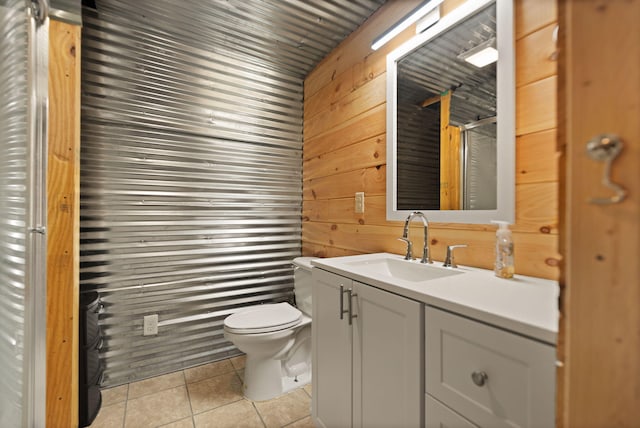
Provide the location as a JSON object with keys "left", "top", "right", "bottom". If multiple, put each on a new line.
{"left": 398, "top": 211, "right": 432, "bottom": 264}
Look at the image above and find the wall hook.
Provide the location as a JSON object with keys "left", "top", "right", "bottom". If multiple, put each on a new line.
{"left": 586, "top": 134, "right": 627, "bottom": 204}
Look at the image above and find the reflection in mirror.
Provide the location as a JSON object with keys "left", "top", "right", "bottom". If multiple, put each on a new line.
{"left": 387, "top": 0, "right": 514, "bottom": 223}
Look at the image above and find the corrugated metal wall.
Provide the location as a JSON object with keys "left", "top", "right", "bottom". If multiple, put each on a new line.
{"left": 0, "top": 1, "right": 29, "bottom": 422}
{"left": 80, "top": 0, "right": 384, "bottom": 386}
{"left": 396, "top": 101, "right": 441, "bottom": 210}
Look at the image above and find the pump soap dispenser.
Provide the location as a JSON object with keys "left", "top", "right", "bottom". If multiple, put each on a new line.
{"left": 492, "top": 221, "right": 514, "bottom": 278}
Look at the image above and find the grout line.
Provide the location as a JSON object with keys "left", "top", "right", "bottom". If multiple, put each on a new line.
{"left": 183, "top": 369, "right": 196, "bottom": 417}
{"left": 282, "top": 414, "right": 310, "bottom": 427}
{"left": 251, "top": 401, "right": 268, "bottom": 428}
{"left": 121, "top": 383, "right": 129, "bottom": 428}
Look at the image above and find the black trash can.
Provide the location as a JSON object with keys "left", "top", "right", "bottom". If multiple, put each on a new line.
{"left": 79, "top": 291, "right": 103, "bottom": 427}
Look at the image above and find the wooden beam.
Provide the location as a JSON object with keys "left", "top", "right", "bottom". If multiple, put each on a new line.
{"left": 46, "top": 19, "right": 81, "bottom": 428}
{"left": 439, "top": 91, "right": 461, "bottom": 210}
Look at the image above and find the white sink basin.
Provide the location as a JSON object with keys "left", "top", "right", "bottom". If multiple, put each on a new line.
{"left": 345, "top": 255, "right": 463, "bottom": 283}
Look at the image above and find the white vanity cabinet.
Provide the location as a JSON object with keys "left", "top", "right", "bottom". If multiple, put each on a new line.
{"left": 425, "top": 306, "right": 556, "bottom": 428}
{"left": 312, "top": 268, "right": 423, "bottom": 428}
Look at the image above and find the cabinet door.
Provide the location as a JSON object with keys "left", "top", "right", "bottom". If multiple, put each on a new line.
{"left": 312, "top": 268, "right": 353, "bottom": 428}
{"left": 352, "top": 281, "right": 423, "bottom": 428}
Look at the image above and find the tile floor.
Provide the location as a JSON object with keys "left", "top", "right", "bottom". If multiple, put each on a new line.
{"left": 89, "top": 355, "right": 314, "bottom": 428}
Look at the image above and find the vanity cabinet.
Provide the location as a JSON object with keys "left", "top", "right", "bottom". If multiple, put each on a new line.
{"left": 425, "top": 306, "right": 556, "bottom": 428}
{"left": 312, "top": 268, "right": 423, "bottom": 428}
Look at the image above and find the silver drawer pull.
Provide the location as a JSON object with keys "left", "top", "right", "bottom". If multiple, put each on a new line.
{"left": 471, "top": 371, "right": 488, "bottom": 387}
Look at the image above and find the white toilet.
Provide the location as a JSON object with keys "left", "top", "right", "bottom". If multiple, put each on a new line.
{"left": 223, "top": 257, "right": 315, "bottom": 401}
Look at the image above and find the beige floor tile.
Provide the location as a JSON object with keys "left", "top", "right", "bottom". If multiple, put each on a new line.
{"left": 124, "top": 385, "right": 191, "bottom": 428}
{"left": 187, "top": 372, "right": 244, "bottom": 414}
{"left": 101, "top": 384, "right": 129, "bottom": 406}
{"left": 184, "top": 360, "right": 235, "bottom": 384}
{"left": 254, "top": 389, "right": 311, "bottom": 428}
{"left": 128, "top": 371, "right": 185, "bottom": 399}
{"left": 284, "top": 416, "right": 314, "bottom": 428}
{"left": 193, "top": 400, "right": 264, "bottom": 428}
{"left": 302, "top": 384, "right": 312, "bottom": 398}
{"left": 229, "top": 354, "right": 246, "bottom": 371}
{"left": 89, "top": 401, "right": 125, "bottom": 428}
{"left": 159, "top": 417, "right": 195, "bottom": 428}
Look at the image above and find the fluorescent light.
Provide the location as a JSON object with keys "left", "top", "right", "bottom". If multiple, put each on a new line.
{"left": 463, "top": 46, "right": 498, "bottom": 67}
{"left": 458, "top": 38, "right": 498, "bottom": 68}
{"left": 415, "top": 6, "right": 440, "bottom": 34}
{"left": 371, "top": 0, "right": 444, "bottom": 51}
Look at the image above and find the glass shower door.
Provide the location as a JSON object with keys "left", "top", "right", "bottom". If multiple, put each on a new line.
{"left": 0, "top": 0, "right": 47, "bottom": 426}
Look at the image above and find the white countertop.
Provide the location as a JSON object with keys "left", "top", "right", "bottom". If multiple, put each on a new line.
{"left": 311, "top": 253, "right": 559, "bottom": 345}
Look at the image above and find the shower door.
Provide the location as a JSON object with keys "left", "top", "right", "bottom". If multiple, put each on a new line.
{"left": 462, "top": 119, "right": 497, "bottom": 210}
{"left": 0, "top": 0, "right": 48, "bottom": 426}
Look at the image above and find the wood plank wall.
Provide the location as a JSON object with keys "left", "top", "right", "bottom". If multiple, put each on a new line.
{"left": 303, "top": 0, "right": 560, "bottom": 280}
{"left": 47, "top": 19, "right": 81, "bottom": 428}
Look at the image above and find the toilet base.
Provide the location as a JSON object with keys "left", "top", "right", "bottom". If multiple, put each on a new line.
{"left": 242, "top": 355, "right": 311, "bottom": 402}
{"left": 281, "top": 368, "right": 311, "bottom": 395}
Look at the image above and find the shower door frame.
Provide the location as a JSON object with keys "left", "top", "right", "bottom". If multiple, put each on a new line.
{"left": 25, "top": 1, "right": 49, "bottom": 427}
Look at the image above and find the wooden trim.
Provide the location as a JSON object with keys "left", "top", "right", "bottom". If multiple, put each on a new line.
{"left": 46, "top": 19, "right": 81, "bottom": 428}
{"left": 559, "top": 0, "right": 640, "bottom": 426}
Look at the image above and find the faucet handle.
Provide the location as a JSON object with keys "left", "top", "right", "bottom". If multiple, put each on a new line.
{"left": 397, "top": 237, "right": 413, "bottom": 260}
{"left": 443, "top": 244, "right": 467, "bottom": 268}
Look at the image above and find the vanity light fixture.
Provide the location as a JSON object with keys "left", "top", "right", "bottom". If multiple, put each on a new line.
{"left": 371, "top": 0, "right": 444, "bottom": 51}
{"left": 458, "top": 38, "right": 498, "bottom": 68}
{"left": 415, "top": 6, "right": 441, "bottom": 34}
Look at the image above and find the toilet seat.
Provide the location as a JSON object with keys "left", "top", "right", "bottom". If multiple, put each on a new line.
{"left": 224, "top": 303, "right": 302, "bottom": 334}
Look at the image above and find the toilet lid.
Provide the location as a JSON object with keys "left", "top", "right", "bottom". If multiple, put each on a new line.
{"left": 224, "top": 303, "right": 302, "bottom": 334}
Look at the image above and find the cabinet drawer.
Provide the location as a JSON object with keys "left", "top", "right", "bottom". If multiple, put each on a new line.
{"left": 426, "top": 394, "right": 478, "bottom": 428}
{"left": 425, "top": 306, "right": 555, "bottom": 428}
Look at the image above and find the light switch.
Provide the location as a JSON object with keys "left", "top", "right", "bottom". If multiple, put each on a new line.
{"left": 355, "top": 192, "right": 365, "bottom": 213}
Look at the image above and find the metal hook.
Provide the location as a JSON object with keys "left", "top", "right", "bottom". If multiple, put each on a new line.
{"left": 586, "top": 134, "right": 627, "bottom": 204}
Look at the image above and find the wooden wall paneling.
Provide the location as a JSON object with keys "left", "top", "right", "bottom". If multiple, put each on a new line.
{"left": 302, "top": 222, "right": 410, "bottom": 255}
{"left": 560, "top": 0, "right": 640, "bottom": 426}
{"left": 303, "top": 134, "right": 385, "bottom": 181}
{"left": 516, "top": 76, "right": 557, "bottom": 135}
{"left": 303, "top": 195, "right": 392, "bottom": 226}
{"left": 303, "top": 105, "right": 385, "bottom": 160}
{"left": 303, "top": 0, "right": 560, "bottom": 281}
{"left": 302, "top": 242, "right": 363, "bottom": 259}
{"left": 516, "top": 129, "right": 559, "bottom": 184}
{"left": 515, "top": 0, "right": 557, "bottom": 39}
{"left": 303, "top": 166, "right": 386, "bottom": 201}
{"left": 516, "top": 23, "right": 558, "bottom": 86}
{"left": 304, "top": 73, "right": 386, "bottom": 140}
{"left": 304, "top": 0, "right": 422, "bottom": 98}
{"left": 513, "top": 182, "right": 558, "bottom": 234}
{"left": 47, "top": 19, "right": 81, "bottom": 428}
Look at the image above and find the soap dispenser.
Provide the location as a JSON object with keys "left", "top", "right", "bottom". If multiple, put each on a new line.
{"left": 491, "top": 221, "right": 514, "bottom": 278}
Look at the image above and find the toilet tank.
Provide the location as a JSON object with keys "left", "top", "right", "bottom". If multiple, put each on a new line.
{"left": 292, "top": 257, "right": 316, "bottom": 316}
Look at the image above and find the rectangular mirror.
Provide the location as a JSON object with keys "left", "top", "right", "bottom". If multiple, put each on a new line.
{"left": 386, "top": 0, "right": 514, "bottom": 223}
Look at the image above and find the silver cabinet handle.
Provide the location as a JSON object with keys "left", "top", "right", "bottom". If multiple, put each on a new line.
{"left": 339, "top": 285, "right": 349, "bottom": 320}
{"left": 471, "top": 371, "right": 488, "bottom": 387}
{"left": 347, "top": 289, "right": 357, "bottom": 325}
